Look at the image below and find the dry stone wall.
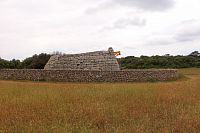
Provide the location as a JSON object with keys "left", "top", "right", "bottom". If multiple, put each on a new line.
{"left": 0, "top": 69, "right": 179, "bottom": 82}
{"left": 44, "top": 47, "right": 120, "bottom": 71}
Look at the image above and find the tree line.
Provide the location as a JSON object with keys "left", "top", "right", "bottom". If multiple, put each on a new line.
{"left": 0, "top": 53, "right": 51, "bottom": 69}
{"left": 118, "top": 52, "right": 200, "bottom": 69}
{"left": 0, "top": 51, "right": 199, "bottom": 69}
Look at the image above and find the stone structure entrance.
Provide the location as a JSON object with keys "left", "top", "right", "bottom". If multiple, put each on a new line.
{"left": 44, "top": 47, "right": 120, "bottom": 71}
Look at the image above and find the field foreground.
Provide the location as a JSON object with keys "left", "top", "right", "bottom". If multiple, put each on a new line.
{"left": 0, "top": 68, "right": 199, "bottom": 132}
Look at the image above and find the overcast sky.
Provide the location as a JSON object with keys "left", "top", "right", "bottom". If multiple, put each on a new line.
{"left": 0, "top": 0, "right": 200, "bottom": 60}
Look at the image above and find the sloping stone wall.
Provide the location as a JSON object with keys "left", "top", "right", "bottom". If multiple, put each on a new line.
{"left": 0, "top": 69, "right": 179, "bottom": 82}
{"left": 44, "top": 47, "right": 120, "bottom": 71}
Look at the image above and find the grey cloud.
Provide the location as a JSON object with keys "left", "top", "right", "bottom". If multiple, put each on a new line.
{"left": 144, "top": 30, "right": 200, "bottom": 47}
{"left": 180, "top": 19, "right": 198, "bottom": 25}
{"left": 174, "top": 20, "right": 200, "bottom": 42}
{"left": 144, "top": 20, "right": 200, "bottom": 47}
{"left": 101, "top": 17, "right": 146, "bottom": 31}
{"left": 86, "top": 0, "right": 175, "bottom": 14}
{"left": 175, "top": 28, "right": 200, "bottom": 42}
{"left": 113, "top": 0, "right": 175, "bottom": 11}
{"left": 113, "top": 18, "right": 146, "bottom": 28}
{"left": 85, "top": 1, "right": 114, "bottom": 14}
{"left": 144, "top": 39, "right": 174, "bottom": 46}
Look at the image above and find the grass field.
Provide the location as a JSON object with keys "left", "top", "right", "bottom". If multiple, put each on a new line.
{"left": 0, "top": 68, "right": 199, "bottom": 132}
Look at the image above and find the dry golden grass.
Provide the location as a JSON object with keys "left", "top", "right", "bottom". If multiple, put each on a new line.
{"left": 0, "top": 68, "right": 199, "bottom": 132}
{"left": 178, "top": 68, "right": 200, "bottom": 75}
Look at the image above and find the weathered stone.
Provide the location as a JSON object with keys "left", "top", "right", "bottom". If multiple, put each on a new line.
{"left": 0, "top": 69, "right": 179, "bottom": 82}
{"left": 44, "top": 47, "right": 120, "bottom": 71}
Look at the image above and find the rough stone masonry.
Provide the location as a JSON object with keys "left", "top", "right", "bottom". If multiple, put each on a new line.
{"left": 0, "top": 47, "right": 179, "bottom": 82}
{"left": 44, "top": 47, "right": 120, "bottom": 71}
{"left": 0, "top": 69, "right": 179, "bottom": 82}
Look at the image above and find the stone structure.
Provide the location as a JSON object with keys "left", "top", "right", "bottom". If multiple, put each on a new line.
{"left": 44, "top": 47, "right": 120, "bottom": 71}
{"left": 0, "top": 48, "right": 180, "bottom": 82}
{"left": 0, "top": 69, "right": 179, "bottom": 82}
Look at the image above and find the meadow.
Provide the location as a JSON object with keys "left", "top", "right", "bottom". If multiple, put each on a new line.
{"left": 0, "top": 68, "right": 199, "bottom": 132}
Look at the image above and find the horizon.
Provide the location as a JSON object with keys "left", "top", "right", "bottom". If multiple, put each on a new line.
{"left": 0, "top": 49, "right": 197, "bottom": 61}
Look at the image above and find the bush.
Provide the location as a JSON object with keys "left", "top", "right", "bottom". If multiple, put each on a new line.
{"left": 118, "top": 55, "right": 200, "bottom": 69}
